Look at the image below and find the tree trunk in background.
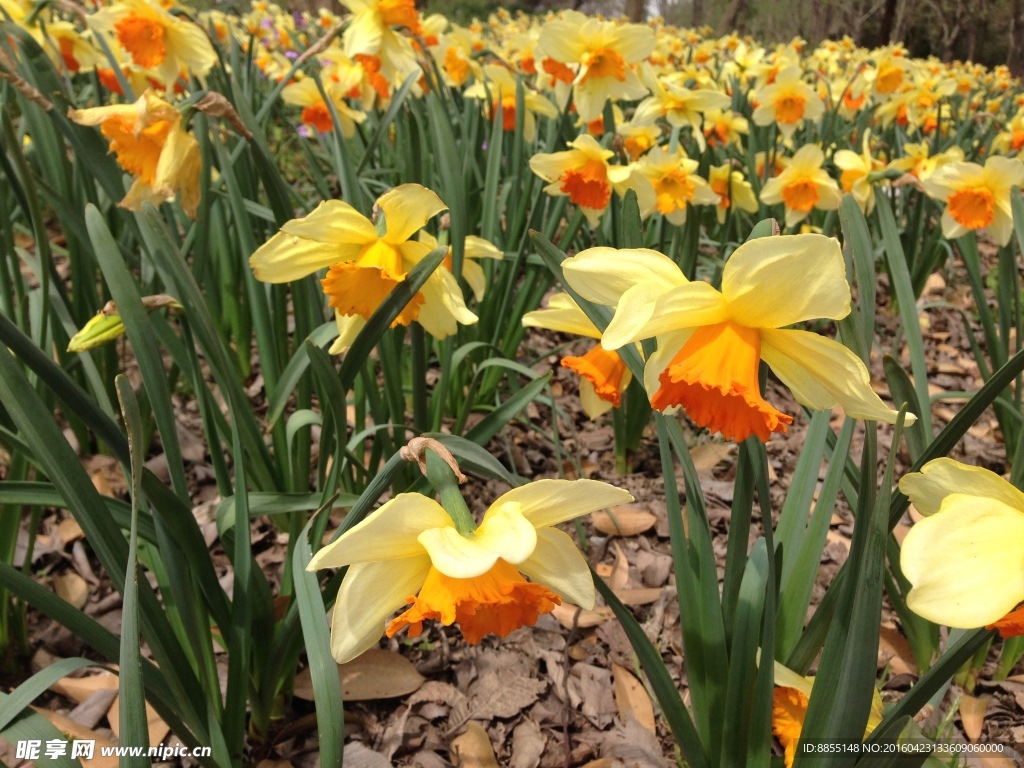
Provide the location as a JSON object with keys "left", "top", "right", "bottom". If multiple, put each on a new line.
{"left": 879, "top": 0, "right": 898, "bottom": 43}
{"left": 626, "top": 0, "right": 644, "bottom": 22}
{"left": 1010, "top": 0, "right": 1024, "bottom": 75}
{"left": 693, "top": 0, "right": 704, "bottom": 28}
{"left": 718, "top": 0, "right": 748, "bottom": 34}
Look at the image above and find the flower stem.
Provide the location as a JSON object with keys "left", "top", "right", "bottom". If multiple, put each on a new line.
{"left": 425, "top": 450, "right": 476, "bottom": 536}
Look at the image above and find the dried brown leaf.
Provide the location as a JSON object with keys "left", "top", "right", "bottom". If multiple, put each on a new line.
{"left": 611, "top": 664, "right": 656, "bottom": 734}
{"left": 592, "top": 507, "right": 657, "bottom": 537}
{"left": 451, "top": 722, "right": 499, "bottom": 768}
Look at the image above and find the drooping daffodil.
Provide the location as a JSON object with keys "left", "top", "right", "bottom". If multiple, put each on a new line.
{"left": 308, "top": 479, "right": 634, "bottom": 663}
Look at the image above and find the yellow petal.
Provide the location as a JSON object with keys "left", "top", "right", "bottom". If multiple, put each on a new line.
{"left": 379, "top": 184, "right": 447, "bottom": 244}
{"left": 579, "top": 377, "right": 615, "bottom": 418}
{"left": 331, "top": 556, "right": 431, "bottom": 663}
{"left": 250, "top": 231, "right": 351, "bottom": 283}
{"left": 522, "top": 293, "right": 601, "bottom": 339}
{"left": 475, "top": 502, "right": 538, "bottom": 565}
{"left": 464, "top": 235, "right": 504, "bottom": 261}
{"left": 418, "top": 526, "right": 500, "bottom": 579}
{"left": 490, "top": 478, "right": 633, "bottom": 529}
{"left": 760, "top": 328, "right": 911, "bottom": 424}
{"left": 342, "top": 8, "right": 383, "bottom": 58}
{"left": 519, "top": 527, "right": 595, "bottom": 609}
{"left": 772, "top": 661, "right": 814, "bottom": 698}
{"left": 282, "top": 200, "right": 377, "bottom": 245}
{"left": 153, "top": 124, "right": 201, "bottom": 219}
{"left": 610, "top": 281, "right": 728, "bottom": 346}
{"left": 901, "top": 494, "right": 1024, "bottom": 628}
{"left": 898, "top": 458, "right": 1024, "bottom": 516}
{"left": 562, "top": 246, "right": 687, "bottom": 306}
{"left": 722, "top": 233, "right": 850, "bottom": 328}
{"left": 307, "top": 493, "right": 451, "bottom": 570}
{"left": 462, "top": 259, "right": 487, "bottom": 302}
{"left": 328, "top": 311, "right": 366, "bottom": 355}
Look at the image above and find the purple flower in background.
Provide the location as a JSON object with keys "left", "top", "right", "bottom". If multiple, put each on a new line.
{"left": 285, "top": 50, "right": 299, "bottom": 59}
{"left": 298, "top": 124, "right": 312, "bottom": 138}
{"left": 260, "top": 17, "right": 273, "bottom": 29}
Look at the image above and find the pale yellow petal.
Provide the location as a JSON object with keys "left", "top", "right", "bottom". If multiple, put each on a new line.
{"left": 611, "top": 281, "right": 729, "bottom": 345}
{"left": 475, "top": 502, "right": 538, "bottom": 565}
{"left": 522, "top": 293, "right": 601, "bottom": 339}
{"left": 901, "top": 494, "right": 1024, "bottom": 628}
{"left": 281, "top": 200, "right": 377, "bottom": 244}
{"left": 760, "top": 328, "right": 910, "bottom": 424}
{"left": 331, "top": 556, "right": 431, "bottom": 663}
{"left": 722, "top": 233, "right": 850, "bottom": 328}
{"left": 418, "top": 526, "right": 500, "bottom": 579}
{"left": 490, "top": 478, "right": 633, "bottom": 529}
{"left": 898, "top": 458, "right": 1024, "bottom": 516}
{"left": 561, "top": 246, "right": 687, "bottom": 306}
{"left": 518, "top": 527, "right": 595, "bottom": 609}
{"left": 379, "top": 184, "right": 447, "bottom": 244}
{"left": 328, "top": 312, "right": 365, "bottom": 355}
{"left": 250, "top": 232, "right": 351, "bottom": 283}
{"left": 578, "top": 377, "right": 615, "bottom": 418}
{"left": 343, "top": 8, "right": 383, "bottom": 58}
{"left": 307, "top": 493, "right": 450, "bottom": 569}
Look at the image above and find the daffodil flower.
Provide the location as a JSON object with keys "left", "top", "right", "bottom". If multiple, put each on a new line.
{"left": 523, "top": 293, "right": 633, "bottom": 418}
{"left": 464, "top": 64, "right": 559, "bottom": 142}
{"left": 833, "top": 130, "right": 886, "bottom": 214}
{"left": 88, "top": 0, "right": 216, "bottom": 88}
{"left": 751, "top": 65, "right": 825, "bottom": 140}
{"left": 708, "top": 164, "right": 759, "bottom": 224}
{"left": 772, "top": 660, "right": 883, "bottom": 767}
{"left": 921, "top": 156, "right": 1024, "bottom": 247}
{"left": 633, "top": 146, "right": 720, "bottom": 225}
{"left": 249, "top": 184, "right": 477, "bottom": 352}
{"left": 899, "top": 458, "right": 1024, "bottom": 637}
{"left": 561, "top": 237, "right": 910, "bottom": 443}
{"left": 633, "top": 76, "right": 731, "bottom": 148}
{"left": 760, "top": 144, "right": 842, "bottom": 229}
{"left": 340, "top": 0, "right": 421, "bottom": 84}
{"left": 537, "top": 11, "right": 655, "bottom": 123}
{"left": 308, "top": 479, "right": 634, "bottom": 663}
{"left": 69, "top": 90, "right": 202, "bottom": 218}
{"left": 282, "top": 76, "right": 366, "bottom": 137}
{"left": 529, "top": 134, "right": 652, "bottom": 226}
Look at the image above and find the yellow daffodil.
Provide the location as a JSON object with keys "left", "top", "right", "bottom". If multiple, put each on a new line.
{"left": 751, "top": 65, "right": 825, "bottom": 140}
{"left": 702, "top": 108, "right": 749, "bottom": 149}
{"left": 464, "top": 64, "right": 559, "bottom": 142}
{"left": 870, "top": 48, "right": 911, "bottom": 97}
{"left": 45, "top": 21, "right": 103, "bottom": 74}
{"left": 561, "top": 236, "right": 909, "bottom": 442}
{"left": 529, "top": 134, "right": 649, "bottom": 226}
{"left": 69, "top": 90, "right": 201, "bottom": 218}
{"left": 523, "top": 293, "right": 632, "bottom": 418}
{"left": 340, "top": 0, "right": 421, "bottom": 85}
{"left": 887, "top": 142, "right": 963, "bottom": 182}
{"left": 417, "top": 232, "right": 504, "bottom": 303}
{"left": 88, "top": 0, "right": 216, "bottom": 88}
{"left": 308, "top": 479, "right": 634, "bottom": 663}
{"left": 760, "top": 144, "right": 841, "bottom": 228}
{"left": 537, "top": 11, "right": 655, "bottom": 123}
{"left": 832, "top": 130, "right": 886, "bottom": 214}
{"left": 708, "top": 164, "right": 759, "bottom": 224}
{"left": 922, "top": 156, "right": 1024, "bottom": 247}
{"left": 616, "top": 120, "right": 662, "bottom": 160}
{"left": 249, "top": 184, "right": 477, "bottom": 351}
{"left": 282, "top": 77, "right": 366, "bottom": 137}
{"left": 899, "top": 458, "right": 1024, "bottom": 637}
{"left": 634, "top": 146, "right": 720, "bottom": 225}
{"left": 633, "top": 76, "right": 731, "bottom": 145}
{"left": 993, "top": 111, "right": 1024, "bottom": 154}
{"left": 772, "top": 661, "right": 884, "bottom": 768}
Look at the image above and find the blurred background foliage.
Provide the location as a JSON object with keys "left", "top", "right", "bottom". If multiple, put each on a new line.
{"left": 277, "top": 0, "right": 1024, "bottom": 74}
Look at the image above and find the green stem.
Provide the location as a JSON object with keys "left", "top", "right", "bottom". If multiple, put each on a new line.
{"left": 424, "top": 450, "right": 475, "bottom": 536}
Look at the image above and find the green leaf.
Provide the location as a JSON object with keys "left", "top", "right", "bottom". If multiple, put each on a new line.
{"left": 115, "top": 377, "right": 150, "bottom": 767}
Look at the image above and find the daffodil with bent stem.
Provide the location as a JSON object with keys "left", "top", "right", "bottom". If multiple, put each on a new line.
{"left": 561, "top": 235, "right": 910, "bottom": 443}
{"left": 308, "top": 468, "right": 633, "bottom": 663}
{"left": 899, "top": 458, "right": 1024, "bottom": 638}
{"left": 249, "top": 184, "right": 477, "bottom": 353}
{"left": 523, "top": 293, "right": 632, "bottom": 419}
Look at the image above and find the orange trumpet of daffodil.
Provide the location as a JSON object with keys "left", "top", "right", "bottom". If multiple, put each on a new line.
{"left": 760, "top": 144, "right": 841, "bottom": 229}
{"left": 69, "top": 89, "right": 201, "bottom": 218}
{"left": 308, "top": 478, "right": 633, "bottom": 663}
{"left": 561, "top": 236, "right": 910, "bottom": 442}
{"left": 522, "top": 293, "right": 633, "bottom": 418}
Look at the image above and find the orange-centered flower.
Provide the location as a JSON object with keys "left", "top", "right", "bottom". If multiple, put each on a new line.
{"left": 579, "top": 47, "right": 626, "bottom": 83}
{"left": 875, "top": 64, "right": 903, "bottom": 94}
{"left": 386, "top": 559, "right": 561, "bottom": 644}
{"left": 946, "top": 187, "right": 995, "bottom": 230}
{"left": 562, "top": 239, "right": 910, "bottom": 443}
{"left": 772, "top": 687, "right": 808, "bottom": 768}
{"left": 307, "top": 479, "right": 634, "bottom": 663}
{"left": 114, "top": 10, "right": 166, "bottom": 68}
{"left": 561, "top": 159, "right": 612, "bottom": 209}
{"left": 651, "top": 321, "right": 793, "bottom": 441}
{"left": 250, "top": 184, "right": 479, "bottom": 350}
{"left": 562, "top": 345, "right": 630, "bottom": 408}
{"left": 378, "top": 0, "right": 419, "bottom": 33}
{"left": 653, "top": 169, "right": 697, "bottom": 216}
{"left": 774, "top": 93, "right": 805, "bottom": 124}
{"left": 780, "top": 178, "right": 819, "bottom": 212}
{"left": 100, "top": 115, "right": 171, "bottom": 187}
